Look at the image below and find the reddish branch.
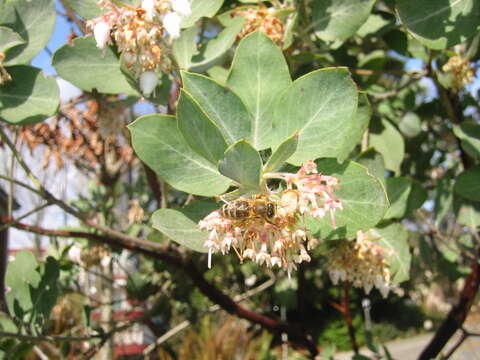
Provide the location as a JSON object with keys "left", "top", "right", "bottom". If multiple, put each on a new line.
{"left": 0, "top": 216, "right": 318, "bottom": 357}
{"left": 418, "top": 254, "right": 480, "bottom": 360}
{"left": 330, "top": 281, "right": 359, "bottom": 354}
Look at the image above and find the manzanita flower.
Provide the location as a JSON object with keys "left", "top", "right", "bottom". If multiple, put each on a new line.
{"left": 327, "top": 230, "right": 394, "bottom": 298}
{"left": 232, "top": 6, "right": 285, "bottom": 45}
{"left": 93, "top": 21, "right": 111, "bottom": 49}
{"left": 199, "top": 161, "right": 342, "bottom": 277}
{"left": 442, "top": 55, "right": 475, "bottom": 91}
{"left": 139, "top": 71, "right": 159, "bottom": 96}
{"left": 162, "top": 11, "right": 182, "bottom": 39}
{"left": 0, "top": 52, "right": 12, "bottom": 84}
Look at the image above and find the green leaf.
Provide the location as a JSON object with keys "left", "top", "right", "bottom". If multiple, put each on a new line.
{"left": 312, "top": 0, "right": 376, "bottom": 42}
{"left": 337, "top": 92, "right": 371, "bottom": 162}
{"left": 375, "top": 223, "right": 411, "bottom": 284}
{"left": 181, "top": 0, "right": 224, "bottom": 28}
{"left": 397, "top": 0, "right": 480, "bottom": 50}
{"left": 454, "top": 165, "right": 480, "bottom": 202}
{"left": 406, "top": 179, "right": 427, "bottom": 216}
{"left": 399, "top": 111, "right": 422, "bottom": 138}
{"left": 173, "top": 27, "right": 198, "bottom": 69}
{"left": 177, "top": 89, "right": 227, "bottom": 164}
{"left": 0, "top": 65, "right": 59, "bottom": 125}
{"left": 190, "top": 17, "right": 244, "bottom": 72}
{"left": 63, "top": 0, "right": 105, "bottom": 20}
{"left": 181, "top": 71, "right": 251, "bottom": 145}
{"left": 206, "top": 66, "right": 229, "bottom": 85}
{"left": 52, "top": 36, "right": 138, "bottom": 96}
{"left": 128, "top": 114, "right": 231, "bottom": 196}
{"left": 356, "top": 148, "right": 386, "bottom": 185}
{"left": 5, "top": 251, "right": 40, "bottom": 319}
{"left": 383, "top": 177, "right": 412, "bottom": 219}
{"left": 179, "top": 199, "right": 220, "bottom": 223}
{"left": 218, "top": 140, "right": 262, "bottom": 189}
{"left": 453, "top": 122, "right": 480, "bottom": 158}
{"left": 151, "top": 209, "right": 208, "bottom": 253}
{"left": 0, "top": 26, "right": 24, "bottom": 54}
{"left": 227, "top": 31, "right": 292, "bottom": 149}
{"left": 369, "top": 119, "right": 405, "bottom": 175}
{"left": 273, "top": 68, "right": 358, "bottom": 165}
{"left": 29, "top": 257, "right": 60, "bottom": 325}
{"left": 454, "top": 197, "right": 480, "bottom": 228}
{"left": 0, "top": 0, "right": 56, "bottom": 64}
{"left": 308, "top": 159, "right": 389, "bottom": 240}
{"left": 357, "top": 14, "right": 392, "bottom": 37}
{"left": 434, "top": 177, "right": 453, "bottom": 227}
{"left": 263, "top": 132, "right": 299, "bottom": 173}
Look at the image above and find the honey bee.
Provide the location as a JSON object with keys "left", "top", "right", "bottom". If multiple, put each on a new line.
{"left": 220, "top": 195, "right": 277, "bottom": 224}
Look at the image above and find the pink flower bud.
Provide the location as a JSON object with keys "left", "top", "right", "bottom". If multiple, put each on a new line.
{"left": 93, "top": 21, "right": 111, "bottom": 49}
{"left": 139, "top": 71, "right": 158, "bottom": 96}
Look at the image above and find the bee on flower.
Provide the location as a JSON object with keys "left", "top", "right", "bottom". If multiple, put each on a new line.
{"left": 199, "top": 161, "right": 342, "bottom": 277}
{"left": 86, "top": 0, "right": 192, "bottom": 96}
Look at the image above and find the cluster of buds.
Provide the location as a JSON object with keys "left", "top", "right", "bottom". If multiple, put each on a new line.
{"left": 69, "top": 243, "right": 111, "bottom": 268}
{"left": 0, "top": 52, "right": 12, "bottom": 85}
{"left": 442, "top": 55, "right": 475, "bottom": 91}
{"left": 87, "top": 0, "right": 191, "bottom": 96}
{"left": 327, "top": 230, "right": 394, "bottom": 298}
{"left": 232, "top": 6, "right": 285, "bottom": 45}
{"left": 199, "top": 161, "right": 342, "bottom": 277}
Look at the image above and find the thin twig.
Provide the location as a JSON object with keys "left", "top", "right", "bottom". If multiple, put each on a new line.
{"left": 0, "top": 202, "right": 52, "bottom": 232}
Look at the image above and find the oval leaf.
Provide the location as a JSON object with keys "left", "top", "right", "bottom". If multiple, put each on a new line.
{"left": 52, "top": 36, "right": 138, "bottom": 96}
{"left": 273, "top": 68, "right": 358, "bottom": 165}
{"left": 151, "top": 209, "right": 208, "bottom": 253}
{"left": 454, "top": 165, "right": 480, "bottom": 202}
{"left": 181, "top": 0, "right": 224, "bottom": 28}
{"left": 375, "top": 223, "right": 411, "bottom": 284}
{"left": 263, "top": 131, "right": 299, "bottom": 173}
{"left": 177, "top": 89, "right": 227, "bottom": 164}
{"left": 0, "top": 65, "right": 59, "bottom": 125}
{"left": 397, "top": 0, "right": 480, "bottom": 50}
{"left": 181, "top": 71, "right": 251, "bottom": 145}
{"left": 227, "top": 31, "right": 292, "bottom": 149}
{"left": 0, "top": 26, "right": 25, "bottom": 54}
{"left": 0, "top": 0, "right": 56, "bottom": 64}
{"left": 312, "top": 0, "right": 376, "bottom": 42}
{"left": 128, "top": 114, "right": 231, "bottom": 196}
{"left": 369, "top": 119, "right": 405, "bottom": 175}
{"left": 308, "top": 158, "right": 389, "bottom": 240}
{"left": 218, "top": 139, "right": 262, "bottom": 189}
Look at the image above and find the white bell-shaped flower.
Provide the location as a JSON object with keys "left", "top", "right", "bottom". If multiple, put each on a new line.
{"left": 142, "top": 0, "right": 156, "bottom": 20}
{"left": 163, "top": 12, "right": 181, "bottom": 38}
{"left": 172, "top": 0, "right": 191, "bottom": 16}
{"left": 93, "top": 21, "right": 111, "bottom": 49}
{"left": 139, "top": 71, "right": 158, "bottom": 97}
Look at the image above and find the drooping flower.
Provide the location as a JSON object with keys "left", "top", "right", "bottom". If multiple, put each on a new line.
{"left": 442, "top": 55, "right": 475, "bottom": 91}
{"left": 93, "top": 21, "right": 111, "bottom": 49}
{"left": 139, "top": 71, "right": 159, "bottom": 96}
{"left": 326, "top": 230, "right": 394, "bottom": 298}
{"left": 231, "top": 6, "right": 284, "bottom": 45}
{"left": 162, "top": 11, "right": 182, "bottom": 39}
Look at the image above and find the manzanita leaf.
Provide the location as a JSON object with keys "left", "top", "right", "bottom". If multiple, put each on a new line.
{"left": 63, "top": 0, "right": 105, "bottom": 20}
{"left": 454, "top": 196, "right": 480, "bottom": 228}
{"left": 177, "top": 89, "right": 227, "bottom": 165}
{"left": 263, "top": 132, "right": 299, "bottom": 173}
{"left": 181, "top": 71, "right": 251, "bottom": 145}
{"left": 312, "top": 0, "right": 376, "bottom": 43}
{"left": 173, "top": 27, "right": 198, "bottom": 69}
{"left": 375, "top": 223, "right": 411, "bottom": 284}
{"left": 128, "top": 114, "right": 231, "bottom": 196}
{"left": 307, "top": 159, "right": 389, "bottom": 240}
{"left": 369, "top": 119, "right": 405, "bottom": 175}
{"left": 218, "top": 139, "right": 262, "bottom": 189}
{"left": 454, "top": 165, "right": 480, "bottom": 202}
{"left": 383, "top": 177, "right": 412, "bottom": 219}
{"left": 0, "top": 0, "right": 56, "bottom": 64}
{"left": 227, "top": 31, "right": 292, "bottom": 150}
{"left": 0, "top": 65, "right": 59, "bottom": 125}
{"left": 52, "top": 36, "right": 139, "bottom": 96}
{"left": 152, "top": 209, "right": 209, "bottom": 253}
{"left": 0, "top": 26, "right": 25, "bottom": 54}
{"left": 190, "top": 17, "right": 244, "bottom": 72}
{"left": 453, "top": 122, "right": 480, "bottom": 159}
{"left": 272, "top": 68, "right": 358, "bottom": 165}
{"left": 397, "top": 0, "right": 480, "bottom": 50}
{"left": 181, "top": 0, "right": 224, "bottom": 28}
{"left": 356, "top": 148, "right": 386, "bottom": 185}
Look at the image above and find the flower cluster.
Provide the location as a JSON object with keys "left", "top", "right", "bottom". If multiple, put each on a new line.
{"left": 232, "top": 6, "right": 285, "bottom": 45}
{"left": 442, "top": 55, "right": 475, "bottom": 91}
{"left": 199, "top": 161, "right": 342, "bottom": 276}
{"left": 0, "top": 52, "right": 11, "bottom": 85}
{"left": 87, "top": 0, "right": 191, "bottom": 96}
{"left": 327, "top": 230, "right": 394, "bottom": 298}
